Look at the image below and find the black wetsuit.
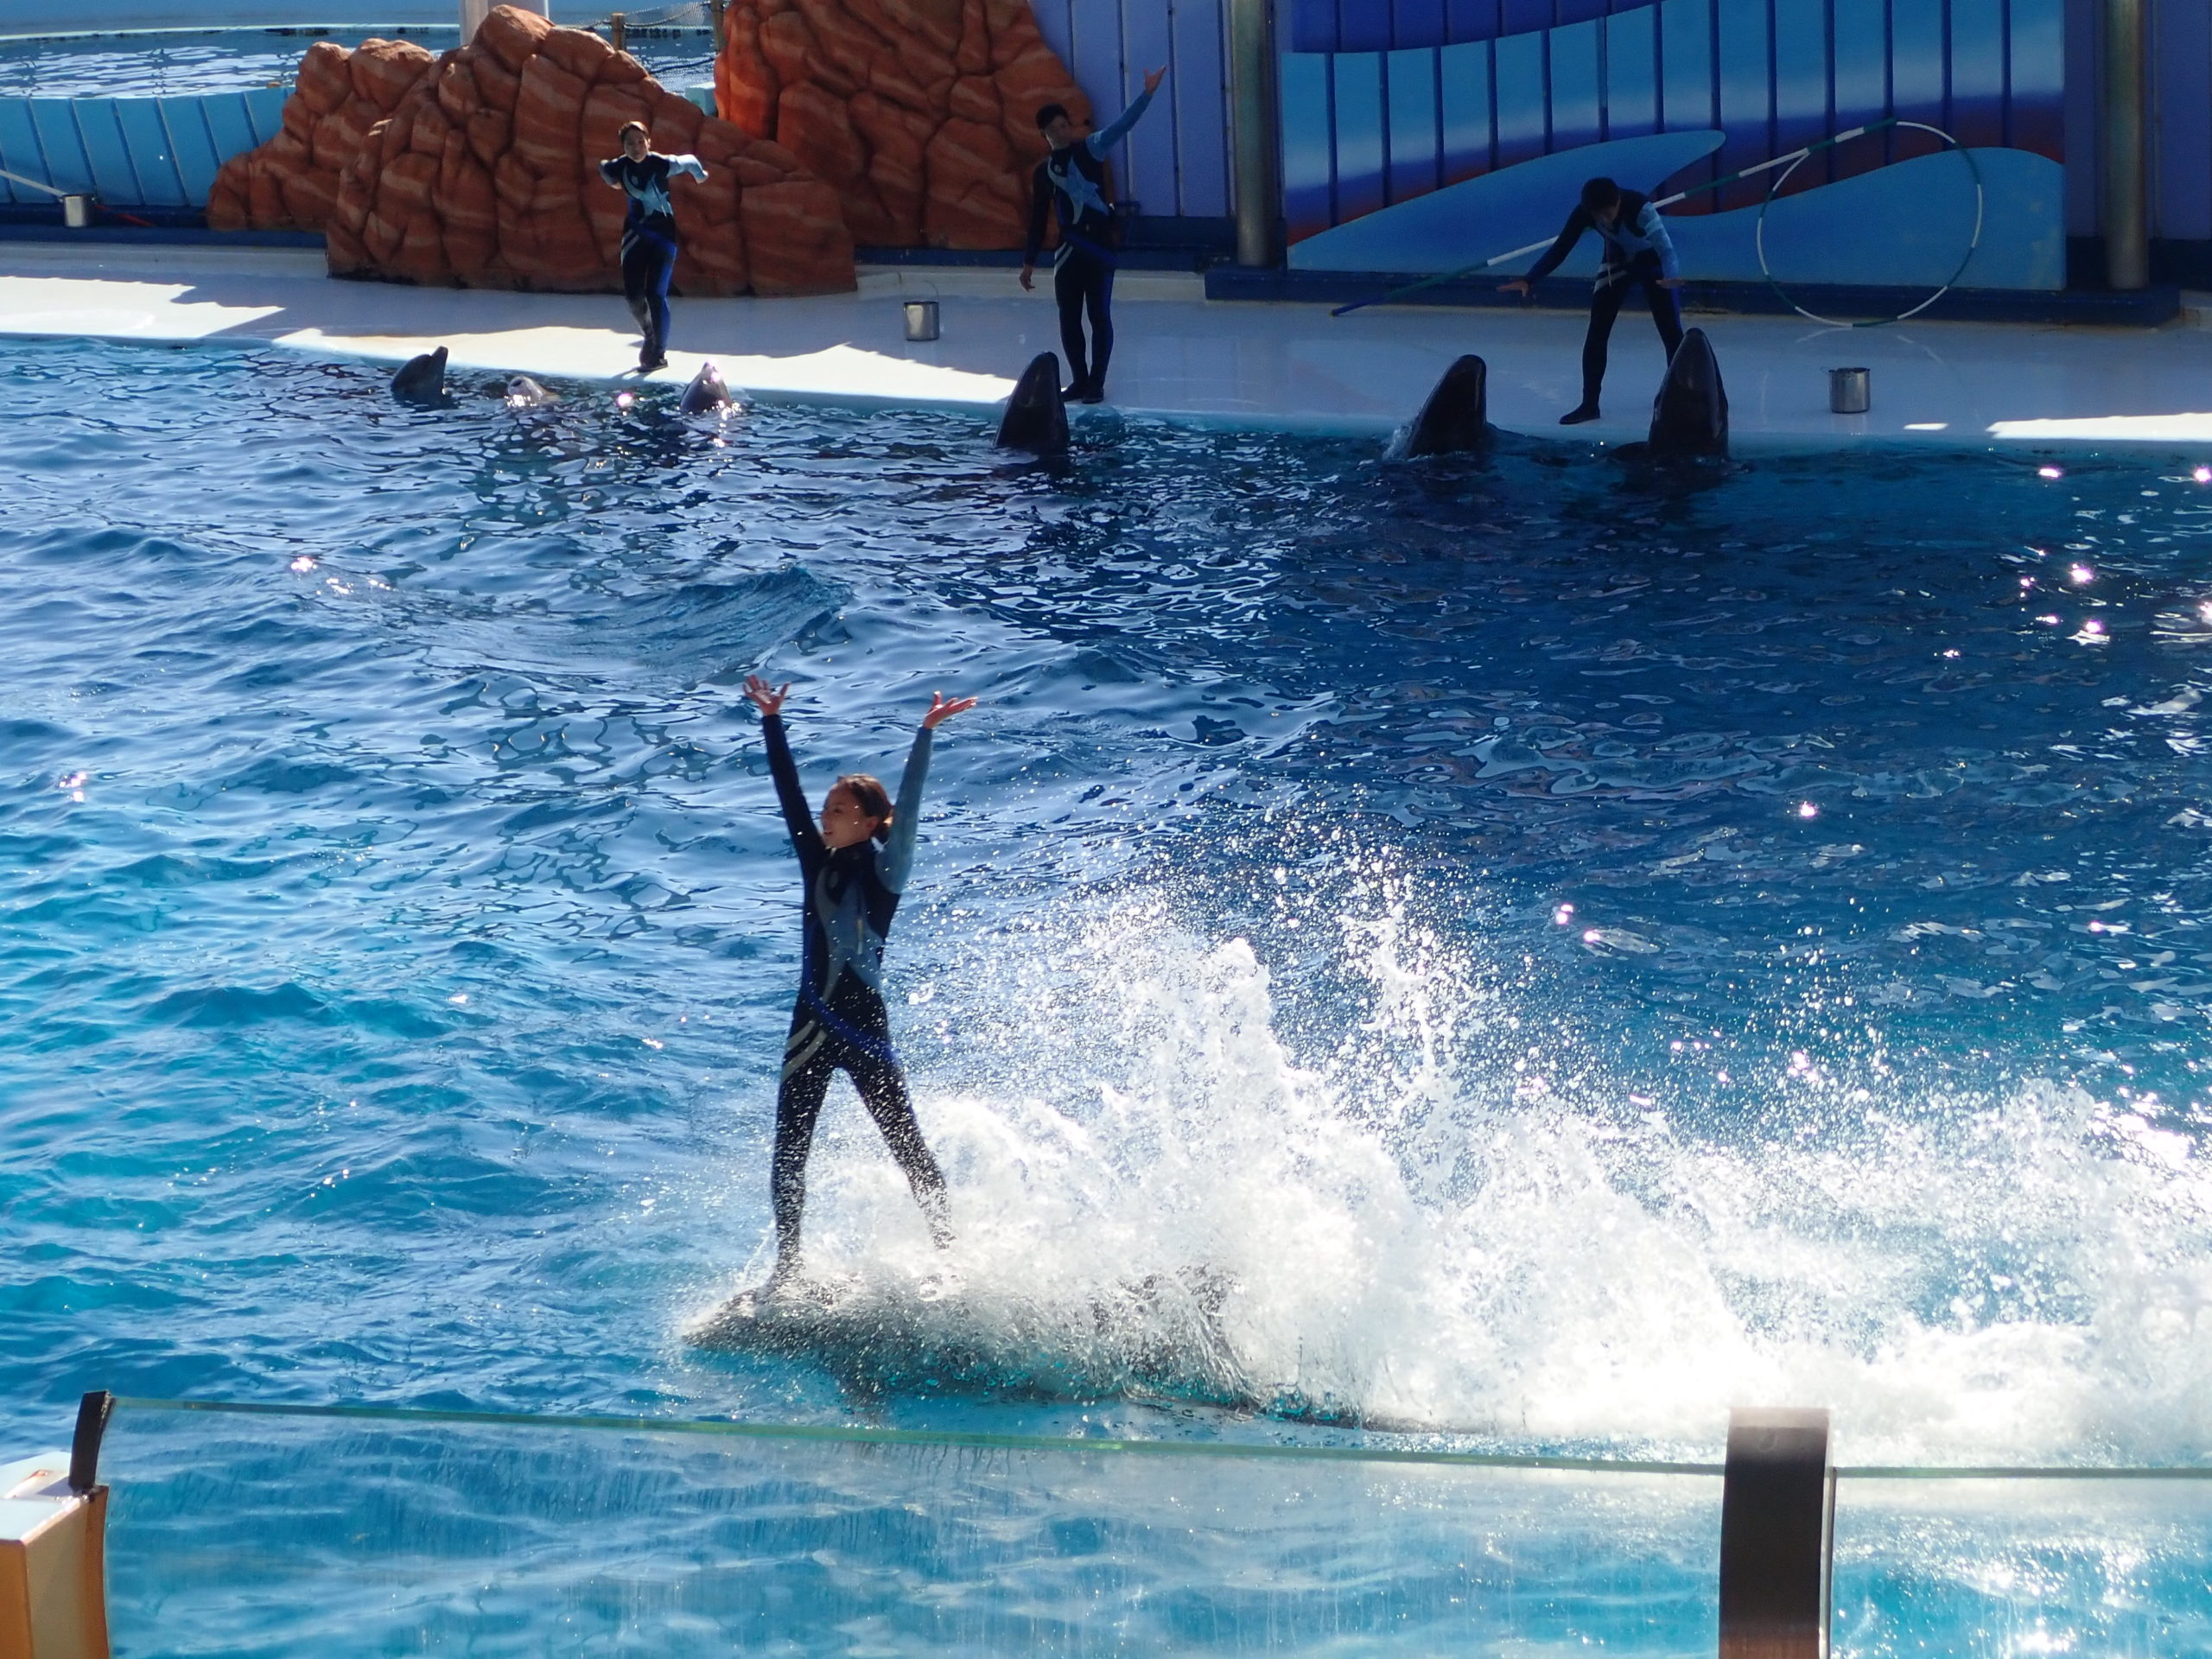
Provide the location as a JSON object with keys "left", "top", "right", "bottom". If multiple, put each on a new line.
{"left": 1524, "top": 189, "right": 1685, "bottom": 409}
{"left": 762, "top": 712, "right": 948, "bottom": 1268}
{"left": 1023, "top": 89, "right": 1155, "bottom": 398}
{"left": 598, "top": 149, "right": 706, "bottom": 368}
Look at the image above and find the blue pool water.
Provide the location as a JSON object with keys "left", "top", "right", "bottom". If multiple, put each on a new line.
{"left": 4, "top": 337, "right": 2212, "bottom": 1651}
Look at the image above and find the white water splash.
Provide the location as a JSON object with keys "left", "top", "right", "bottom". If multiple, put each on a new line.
{"left": 708, "top": 886, "right": 2212, "bottom": 1465}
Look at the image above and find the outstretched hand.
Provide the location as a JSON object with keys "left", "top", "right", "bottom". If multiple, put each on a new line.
{"left": 744, "top": 674, "right": 791, "bottom": 718}
{"left": 1497, "top": 278, "right": 1530, "bottom": 297}
{"left": 921, "top": 690, "right": 977, "bottom": 730}
{"left": 1143, "top": 65, "right": 1167, "bottom": 96}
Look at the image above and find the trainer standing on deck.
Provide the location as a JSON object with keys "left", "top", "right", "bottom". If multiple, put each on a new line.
{"left": 1500, "top": 176, "right": 1685, "bottom": 425}
{"left": 598, "top": 120, "right": 707, "bottom": 372}
{"left": 1020, "top": 67, "right": 1167, "bottom": 405}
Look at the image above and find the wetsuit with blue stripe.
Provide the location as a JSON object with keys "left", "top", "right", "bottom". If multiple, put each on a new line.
{"left": 762, "top": 711, "right": 949, "bottom": 1268}
{"left": 1524, "top": 189, "right": 1685, "bottom": 410}
{"left": 597, "top": 149, "right": 707, "bottom": 369}
{"left": 1023, "top": 87, "right": 1156, "bottom": 398}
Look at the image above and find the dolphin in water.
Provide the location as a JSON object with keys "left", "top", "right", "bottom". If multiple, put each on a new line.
{"left": 678, "top": 360, "right": 735, "bottom": 415}
{"left": 1647, "top": 328, "right": 1728, "bottom": 459}
{"left": 503, "top": 374, "right": 556, "bottom": 409}
{"left": 1399, "top": 354, "right": 1495, "bottom": 458}
{"left": 995, "top": 352, "right": 1068, "bottom": 455}
{"left": 390, "top": 346, "right": 449, "bottom": 406}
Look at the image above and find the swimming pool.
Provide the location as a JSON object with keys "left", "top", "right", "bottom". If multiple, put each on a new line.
{"left": 4, "top": 335, "right": 2211, "bottom": 1652}
{"left": 0, "top": 23, "right": 717, "bottom": 98}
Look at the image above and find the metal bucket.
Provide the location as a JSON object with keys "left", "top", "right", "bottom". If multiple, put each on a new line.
{"left": 1828, "top": 365, "right": 1870, "bottom": 414}
{"left": 61, "top": 194, "right": 92, "bottom": 229}
{"left": 903, "top": 299, "right": 940, "bottom": 342}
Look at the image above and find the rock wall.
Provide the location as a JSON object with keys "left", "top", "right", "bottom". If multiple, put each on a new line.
{"left": 207, "top": 36, "right": 434, "bottom": 232}
{"left": 714, "top": 0, "right": 1090, "bottom": 250}
{"left": 212, "top": 6, "right": 854, "bottom": 297}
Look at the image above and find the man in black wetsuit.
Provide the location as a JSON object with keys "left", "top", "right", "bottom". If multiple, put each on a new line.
{"left": 1019, "top": 67, "right": 1166, "bottom": 405}
{"left": 598, "top": 120, "right": 708, "bottom": 372}
{"left": 743, "top": 674, "right": 976, "bottom": 1292}
{"left": 1500, "top": 175, "right": 1685, "bottom": 425}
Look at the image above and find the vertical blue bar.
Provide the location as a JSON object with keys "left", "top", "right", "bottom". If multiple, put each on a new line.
{"left": 1438, "top": 38, "right": 1492, "bottom": 180}
{"left": 1770, "top": 0, "right": 1828, "bottom": 188}
{"left": 0, "top": 99, "right": 45, "bottom": 203}
{"left": 1331, "top": 50, "right": 1387, "bottom": 221}
{"left": 160, "top": 96, "right": 226, "bottom": 205}
{"left": 112, "top": 98, "right": 187, "bottom": 207}
{"left": 1062, "top": 0, "right": 1122, "bottom": 144}
{"left": 1338, "top": 0, "right": 1391, "bottom": 53}
{"left": 1890, "top": 0, "right": 1945, "bottom": 161}
{"left": 1830, "top": 0, "right": 1887, "bottom": 180}
{"left": 2008, "top": 0, "right": 2065, "bottom": 162}
{"left": 1604, "top": 5, "right": 1658, "bottom": 138}
{"left": 2150, "top": 0, "right": 2210, "bottom": 238}
{"left": 1445, "top": 0, "right": 1501, "bottom": 47}
{"left": 72, "top": 101, "right": 146, "bottom": 204}
{"left": 199, "top": 92, "right": 259, "bottom": 168}
{"left": 1287, "top": 0, "right": 1341, "bottom": 53}
{"left": 242, "top": 87, "right": 289, "bottom": 145}
{"left": 1279, "top": 51, "right": 1335, "bottom": 239}
{"left": 1391, "top": 0, "right": 1446, "bottom": 52}
{"left": 1948, "top": 0, "right": 2006, "bottom": 148}
{"left": 1170, "top": 0, "right": 1228, "bottom": 215}
{"left": 1548, "top": 18, "right": 1602, "bottom": 152}
{"left": 1656, "top": 0, "right": 1715, "bottom": 207}
{"left": 28, "top": 100, "right": 95, "bottom": 194}
{"left": 1500, "top": 0, "right": 1549, "bottom": 32}
{"left": 1116, "top": 0, "right": 1177, "bottom": 213}
{"left": 1712, "top": 0, "right": 1770, "bottom": 208}
{"left": 1386, "top": 47, "right": 1440, "bottom": 200}
{"left": 1492, "top": 25, "right": 1546, "bottom": 164}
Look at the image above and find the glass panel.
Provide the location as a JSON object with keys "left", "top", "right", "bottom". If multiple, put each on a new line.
{"left": 104, "top": 1406, "right": 1721, "bottom": 1656}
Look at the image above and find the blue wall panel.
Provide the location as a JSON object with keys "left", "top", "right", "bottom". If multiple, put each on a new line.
{"left": 0, "top": 99, "right": 45, "bottom": 203}
{"left": 1279, "top": 48, "right": 1335, "bottom": 239}
{"left": 1114, "top": 0, "right": 1177, "bottom": 213}
{"left": 28, "top": 100, "right": 93, "bottom": 194}
{"left": 1331, "top": 51, "right": 1387, "bottom": 219}
{"left": 113, "top": 99, "right": 187, "bottom": 207}
{"left": 243, "top": 87, "right": 289, "bottom": 144}
{"left": 1769, "top": 0, "right": 1827, "bottom": 185}
{"left": 160, "top": 97, "right": 225, "bottom": 204}
{"left": 1438, "top": 39, "right": 1493, "bottom": 180}
{"left": 1656, "top": 0, "right": 1715, "bottom": 209}
{"left": 1712, "top": 0, "right": 1770, "bottom": 207}
{"left": 1948, "top": 0, "right": 2009, "bottom": 149}
{"left": 198, "top": 94, "right": 258, "bottom": 175}
{"left": 73, "top": 100, "right": 144, "bottom": 205}
{"left": 1829, "top": 0, "right": 1888, "bottom": 180}
{"left": 1168, "top": 0, "right": 1228, "bottom": 216}
{"left": 1603, "top": 5, "right": 1658, "bottom": 137}
{"left": 1387, "top": 47, "right": 1440, "bottom": 200}
{"left": 1887, "top": 0, "right": 1946, "bottom": 162}
{"left": 1547, "top": 17, "right": 1602, "bottom": 151}
{"left": 1491, "top": 26, "right": 1546, "bottom": 164}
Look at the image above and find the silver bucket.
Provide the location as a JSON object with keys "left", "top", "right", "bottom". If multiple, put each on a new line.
{"left": 61, "top": 194, "right": 92, "bottom": 229}
{"left": 903, "top": 299, "right": 940, "bottom": 341}
{"left": 1828, "top": 365, "right": 1870, "bottom": 414}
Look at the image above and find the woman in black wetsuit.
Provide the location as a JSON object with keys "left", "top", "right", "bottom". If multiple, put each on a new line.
{"left": 598, "top": 121, "right": 708, "bottom": 372}
{"left": 744, "top": 674, "right": 976, "bottom": 1291}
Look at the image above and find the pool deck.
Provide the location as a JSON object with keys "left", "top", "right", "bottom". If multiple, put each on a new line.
{"left": 6, "top": 238, "right": 2212, "bottom": 450}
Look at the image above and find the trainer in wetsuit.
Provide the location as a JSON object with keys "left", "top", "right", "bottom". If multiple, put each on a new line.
{"left": 743, "top": 674, "right": 976, "bottom": 1291}
{"left": 1019, "top": 67, "right": 1166, "bottom": 404}
{"left": 1501, "top": 175, "right": 1685, "bottom": 425}
{"left": 598, "top": 121, "right": 707, "bottom": 372}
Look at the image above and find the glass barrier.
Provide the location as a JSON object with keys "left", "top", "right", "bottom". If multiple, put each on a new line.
{"left": 100, "top": 1402, "right": 1723, "bottom": 1657}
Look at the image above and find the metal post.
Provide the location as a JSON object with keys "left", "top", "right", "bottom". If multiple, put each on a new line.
{"left": 1718, "top": 1408, "right": 1834, "bottom": 1659}
{"left": 1228, "top": 0, "right": 1279, "bottom": 267}
{"left": 610, "top": 10, "right": 626, "bottom": 52}
{"left": 709, "top": 0, "right": 726, "bottom": 52}
{"left": 2101, "top": 0, "right": 2148, "bottom": 290}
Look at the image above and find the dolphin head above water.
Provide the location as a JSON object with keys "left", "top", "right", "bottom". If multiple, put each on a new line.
{"left": 678, "top": 360, "right": 734, "bottom": 415}
{"left": 504, "top": 374, "right": 556, "bottom": 409}
{"left": 1648, "top": 328, "right": 1729, "bottom": 460}
{"left": 390, "top": 346, "right": 450, "bottom": 407}
{"left": 995, "top": 352, "right": 1069, "bottom": 456}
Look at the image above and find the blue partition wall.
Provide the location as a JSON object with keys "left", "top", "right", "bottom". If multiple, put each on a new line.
{"left": 0, "top": 89, "right": 288, "bottom": 209}
{"left": 1278, "top": 0, "right": 2068, "bottom": 289}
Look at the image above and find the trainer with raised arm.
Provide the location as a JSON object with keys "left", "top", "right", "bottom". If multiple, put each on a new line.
{"left": 743, "top": 674, "right": 976, "bottom": 1294}
{"left": 1500, "top": 175, "right": 1685, "bottom": 425}
{"left": 1020, "top": 67, "right": 1166, "bottom": 405}
{"left": 599, "top": 120, "right": 708, "bottom": 372}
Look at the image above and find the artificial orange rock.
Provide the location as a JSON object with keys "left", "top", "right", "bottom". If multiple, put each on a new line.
{"left": 213, "top": 5, "right": 854, "bottom": 298}
{"left": 714, "top": 0, "right": 1090, "bottom": 249}
{"left": 207, "top": 36, "right": 435, "bottom": 232}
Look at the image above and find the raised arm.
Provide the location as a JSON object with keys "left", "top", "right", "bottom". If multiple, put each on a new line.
{"left": 664, "top": 153, "right": 709, "bottom": 182}
{"left": 881, "top": 690, "right": 976, "bottom": 893}
{"left": 1086, "top": 67, "right": 1165, "bottom": 157}
{"left": 747, "top": 676, "right": 823, "bottom": 866}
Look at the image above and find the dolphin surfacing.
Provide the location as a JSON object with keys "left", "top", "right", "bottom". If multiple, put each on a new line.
{"left": 504, "top": 375, "right": 556, "bottom": 408}
{"left": 995, "top": 352, "right": 1069, "bottom": 455}
{"left": 390, "top": 346, "right": 449, "bottom": 406}
{"left": 1648, "top": 327, "right": 1728, "bottom": 459}
{"left": 1400, "top": 354, "right": 1494, "bottom": 457}
{"left": 679, "top": 360, "right": 735, "bottom": 415}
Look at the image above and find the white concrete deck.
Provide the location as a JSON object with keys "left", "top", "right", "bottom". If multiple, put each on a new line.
{"left": 4, "top": 239, "right": 2212, "bottom": 450}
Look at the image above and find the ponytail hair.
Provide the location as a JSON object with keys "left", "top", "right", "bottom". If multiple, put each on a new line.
{"left": 838, "top": 772, "right": 894, "bottom": 842}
